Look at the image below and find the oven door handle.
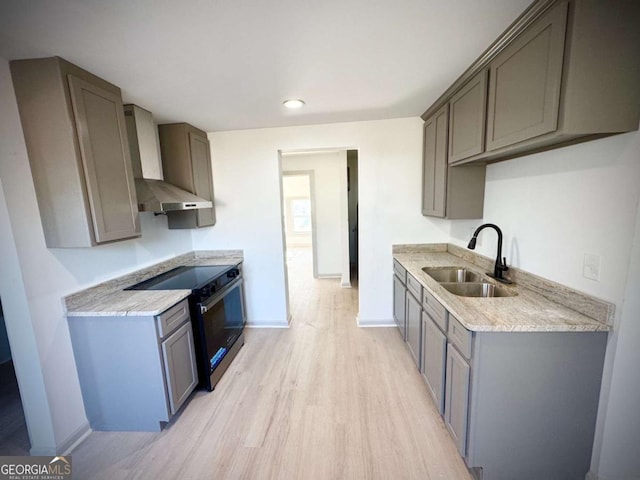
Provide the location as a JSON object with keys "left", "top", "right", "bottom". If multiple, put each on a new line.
{"left": 199, "top": 277, "right": 243, "bottom": 313}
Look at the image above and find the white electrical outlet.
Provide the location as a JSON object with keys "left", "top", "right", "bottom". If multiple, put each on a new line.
{"left": 583, "top": 253, "right": 601, "bottom": 281}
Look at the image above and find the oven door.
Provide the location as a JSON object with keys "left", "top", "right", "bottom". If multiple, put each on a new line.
{"left": 199, "top": 278, "right": 245, "bottom": 378}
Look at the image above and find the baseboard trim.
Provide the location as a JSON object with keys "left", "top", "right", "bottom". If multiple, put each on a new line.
{"left": 357, "top": 317, "right": 395, "bottom": 327}
{"left": 316, "top": 274, "right": 341, "bottom": 279}
{"left": 29, "top": 421, "right": 91, "bottom": 456}
{"left": 244, "top": 321, "right": 290, "bottom": 328}
{"left": 61, "top": 421, "right": 91, "bottom": 454}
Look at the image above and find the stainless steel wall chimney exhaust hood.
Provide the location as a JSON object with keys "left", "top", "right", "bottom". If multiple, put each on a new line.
{"left": 123, "top": 104, "right": 213, "bottom": 212}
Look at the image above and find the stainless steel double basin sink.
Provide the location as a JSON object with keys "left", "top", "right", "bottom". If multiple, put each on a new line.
{"left": 422, "top": 267, "right": 517, "bottom": 298}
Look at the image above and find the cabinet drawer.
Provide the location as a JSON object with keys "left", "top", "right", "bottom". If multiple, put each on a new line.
{"left": 422, "top": 290, "right": 448, "bottom": 332}
{"left": 156, "top": 299, "right": 190, "bottom": 339}
{"left": 393, "top": 260, "right": 407, "bottom": 284}
{"left": 406, "top": 273, "right": 422, "bottom": 300}
{"left": 447, "top": 315, "right": 472, "bottom": 360}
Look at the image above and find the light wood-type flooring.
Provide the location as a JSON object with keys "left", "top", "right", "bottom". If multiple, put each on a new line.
{"left": 71, "top": 246, "right": 471, "bottom": 479}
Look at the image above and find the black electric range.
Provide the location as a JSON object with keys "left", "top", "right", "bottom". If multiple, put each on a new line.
{"left": 126, "top": 265, "right": 245, "bottom": 391}
{"left": 127, "top": 265, "right": 236, "bottom": 291}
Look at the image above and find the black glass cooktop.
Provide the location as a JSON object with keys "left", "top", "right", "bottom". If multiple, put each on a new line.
{"left": 125, "top": 265, "right": 235, "bottom": 291}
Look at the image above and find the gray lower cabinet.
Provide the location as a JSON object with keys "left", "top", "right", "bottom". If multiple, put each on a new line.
{"left": 466, "top": 332, "right": 607, "bottom": 480}
{"left": 68, "top": 298, "right": 197, "bottom": 431}
{"left": 393, "top": 261, "right": 407, "bottom": 340}
{"left": 405, "top": 286, "right": 422, "bottom": 369}
{"left": 393, "top": 275, "right": 406, "bottom": 339}
{"left": 409, "top": 272, "right": 608, "bottom": 479}
{"left": 10, "top": 56, "right": 140, "bottom": 247}
{"left": 444, "top": 343, "right": 471, "bottom": 457}
{"left": 421, "top": 312, "right": 447, "bottom": 415}
{"left": 159, "top": 123, "right": 216, "bottom": 229}
{"left": 162, "top": 321, "right": 198, "bottom": 415}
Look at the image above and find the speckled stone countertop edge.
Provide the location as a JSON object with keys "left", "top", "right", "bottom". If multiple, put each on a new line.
{"left": 64, "top": 250, "right": 243, "bottom": 316}
{"left": 65, "top": 290, "right": 192, "bottom": 317}
{"left": 393, "top": 244, "right": 613, "bottom": 333}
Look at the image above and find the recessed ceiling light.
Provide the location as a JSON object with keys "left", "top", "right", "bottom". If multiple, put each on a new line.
{"left": 283, "top": 99, "right": 305, "bottom": 109}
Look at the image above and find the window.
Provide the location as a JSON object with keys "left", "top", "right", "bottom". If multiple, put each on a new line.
{"left": 288, "top": 198, "right": 311, "bottom": 233}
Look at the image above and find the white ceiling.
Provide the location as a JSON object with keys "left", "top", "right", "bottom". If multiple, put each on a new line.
{"left": 0, "top": 0, "right": 532, "bottom": 132}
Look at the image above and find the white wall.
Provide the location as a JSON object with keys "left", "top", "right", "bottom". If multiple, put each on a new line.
{"left": 0, "top": 56, "right": 197, "bottom": 454}
{"left": 593, "top": 197, "right": 640, "bottom": 480}
{"left": 282, "top": 152, "right": 346, "bottom": 278}
{"left": 193, "top": 118, "right": 450, "bottom": 326}
{"left": 449, "top": 131, "right": 640, "bottom": 480}
{"left": 281, "top": 174, "right": 312, "bottom": 248}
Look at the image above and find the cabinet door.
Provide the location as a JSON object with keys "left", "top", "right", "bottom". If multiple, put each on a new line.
{"left": 189, "top": 132, "right": 216, "bottom": 227}
{"left": 422, "top": 313, "right": 447, "bottom": 415}
{"left": 405, "top": 291, "right": 421, "bottom": 368}
{"left": 486, "top": 2, "right": 568, "bottom": 151}
{"left": 68, "top": 75, "right": 140, "bottom": 243}
{"left": 162, "top": 322, "right": 198, "bottom": 415}
{"left": 422, "top": 104, "right": 448, "bottom": 217}
{"left": 445, "top": 344, "right": 471, "bottom": 457}
{"left": 448, "top": 70, "right": 488, "bottom": 163}
{"left": 393, "top": 276, "right": 406, "bottom": 340}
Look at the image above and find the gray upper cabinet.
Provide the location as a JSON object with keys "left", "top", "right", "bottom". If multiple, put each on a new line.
{"left": 486, "top": 2, "right": 567, "bottom": 152}
{"left": 422, "top": 104, "right": 486, "bottom": 219}
{"left": 448, "top": 70, "right": 488, "bottom": 163}
{"left": 158, "top": 123, "right": 216, "bottom": 229}
{"left": 422, "top": 105, "right": 448, "bottom": 218}
{"left": 422, "top": 0, "right": 640, "bottom": 165}
{"left": 189, "top": 132, "right": 216, "bottom": 227}
{"left": 10, "top": 57, "right": 140, "bottom": 247}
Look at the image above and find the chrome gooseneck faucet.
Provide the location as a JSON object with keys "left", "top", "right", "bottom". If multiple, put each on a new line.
{"left": 467, "top": 223, "right": 512, "bottom": 284}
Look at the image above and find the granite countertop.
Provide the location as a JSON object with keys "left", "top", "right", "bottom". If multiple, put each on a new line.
{"left": 394, "top": 244, "right": 613, "bottom": 333}
{"left": 65, "top": 250, "right": 243, "bottom": 317}
{"left": 66, "top": 290, "right": 193, "bottom": 317}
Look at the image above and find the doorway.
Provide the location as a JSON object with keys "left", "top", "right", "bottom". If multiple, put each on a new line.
{"left": 347, "top": 150, "right": 359, "bottom": 281}
{"left": 282, "top": 172, "right": 318, "bottom": 283}
{"left": 279, "top": 149, "right": 358, "bottom": 324}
